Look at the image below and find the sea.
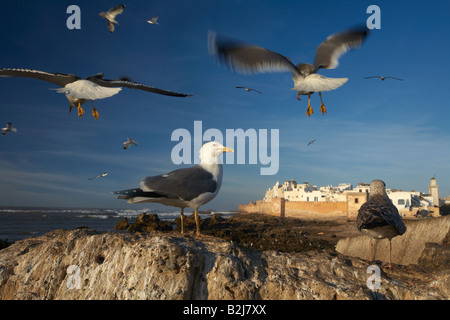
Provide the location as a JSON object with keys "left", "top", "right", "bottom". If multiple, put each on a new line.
{"left": 0, "top": 207, "right": 238, "bottom": 243}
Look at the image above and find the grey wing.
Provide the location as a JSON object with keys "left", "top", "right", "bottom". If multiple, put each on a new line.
{"left": 314, "top": 26, "right": 369, "bottom": 69}
{"left": 108, "top": 4, "right": 125, "bottom": 17}
{"left": 140, "top": 166, "right": 217, "bottom": 201}
{"left": 208, "top": 31, "right": 300, "bottom": 76}
{"left": 107, "top": 21, "right": 115, "bottom": 33}
{"left": 385, "top": 76, "right": 404, "bottom": 81}
{"left": 357, "top": 200, "right": 406, "bottom": 235}
{"left": 87, "top": 75, "right": 193, "bottom": 97}
{"left": 0, "top": 68, "right": 80, "bottom": 87}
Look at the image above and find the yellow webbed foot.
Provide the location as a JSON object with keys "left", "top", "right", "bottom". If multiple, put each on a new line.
{"left": 78, "top": 106, "right": 85, "bottom": 118}
{"left": 92, "top": 107, "right": 99, "bottom": 120}
{"left": 320, "top": 103, "right": 327, "bottom": 115}
{"left": 306, "top": 105, "right": 314, "bottom": 117}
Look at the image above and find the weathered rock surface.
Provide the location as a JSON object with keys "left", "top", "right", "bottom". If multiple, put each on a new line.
{"left": 0, "top": 228, "right": 448, "bottom": 300}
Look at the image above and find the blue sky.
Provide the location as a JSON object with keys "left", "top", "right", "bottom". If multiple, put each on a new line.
{"left": 0, "top": 0, "right": 449, "bottom": 211}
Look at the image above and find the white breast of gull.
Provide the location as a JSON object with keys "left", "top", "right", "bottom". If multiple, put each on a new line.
{"left": 113, "top": 141, "right": 233, "bottom": 235}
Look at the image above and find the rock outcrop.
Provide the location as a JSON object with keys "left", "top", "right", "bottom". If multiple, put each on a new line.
{"left": 0, "top": 228, "right": 448, "bottom": 300}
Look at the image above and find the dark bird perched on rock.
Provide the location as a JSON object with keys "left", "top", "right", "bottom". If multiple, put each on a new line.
{"left": 356, "top": 179, "right": 407, "bottom": 268}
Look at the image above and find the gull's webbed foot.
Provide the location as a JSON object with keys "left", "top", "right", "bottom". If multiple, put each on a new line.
{"left": 77, "top": 102, "right": 85, "bottom": 118}
{"left": 320, "top": 103, "right": 327, "bottom": 115}
{"left": 306, "top": 105, "right": 314, "bottom": 117}
{"left": 92, "top": 107, "right": 99, "bottom": 120}
{"left": 319, "top": 92, "right": 327, "bottom": 115}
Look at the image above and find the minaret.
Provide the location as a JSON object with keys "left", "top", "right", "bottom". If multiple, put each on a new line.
{"left": 428, "top": 177, "right": 439, "bottom": 206}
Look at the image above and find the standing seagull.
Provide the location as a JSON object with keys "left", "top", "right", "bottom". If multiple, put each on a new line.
{"left": 0, "top": 68, "right": 192, "bottom": 119}
{"left": 2, "top": 122, "right": 17, "bottom": 135}
{"left": 356, "top": 179, "right": 407, "bottom": 268}
{"left": 113, "top": 141, "right": 233, "bottom": 236}
{"left": 236, "top": 86, "right": 262, "bottom": 94}
{"left": 99, "top": 4, "right": 126, "bottom": 33}
{"left": 147, "top": 15, "right": 160, "bottom": 25}
{"left": 209, "top": 26, "right": 369, "bottom": 117}
{"left": 364, "top": 76, "right": 403, "bottom": 81}
{"left": 123, "top": 138, "right": 138, "bottom": 150}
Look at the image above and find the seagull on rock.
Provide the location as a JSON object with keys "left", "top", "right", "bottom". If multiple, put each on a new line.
{"left": 2, "top": 122, "right": 17, "bottom": 136}
{"left": 209, "top": 26, "right": 369, "bottom": 117}
{"left": 0, "top": 68, "right": 193, "bottom": 119}
{"left": 99, "top": 4, "right": 126, "bottom": 33}
{"left": 123, "top": 138, "right": 138, "bottom": 150}
{"left": 356, "top": 179, "right": 407, "bottom": 268}
{"left": 113, "top": 141, "right": 233, "bottom": 236}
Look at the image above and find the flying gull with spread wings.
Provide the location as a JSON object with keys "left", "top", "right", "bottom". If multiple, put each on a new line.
{"left": 89, "top": 171, "right": 110, "bottom": 180}
{"left": 236, "top": 86, "right": 262, "bottom": 94}
{"left": 0, "top": 68, "right": 193, "bottom": 119}
{"left": 147, "top": 15, "right": 160, "bottom": 25}
{"left": 356, "top": 179, "right": 407, "bottom": 268}
{"left": 123, "top": 138, "right": 138, "bottom": 150}
{"left": 209, "top": 26, "right": 369, "bottom": 117}
{"left": 113, "top": 141, "right": 233, "bottom": 236}
{"left": 2, "top": 122, "right": 17, "bottom": 136}
{"left": 364, "top": 76, "right": 404, "bottom": 81}
{"left": 99, "top": 4, "right": 126, "bottom": 33}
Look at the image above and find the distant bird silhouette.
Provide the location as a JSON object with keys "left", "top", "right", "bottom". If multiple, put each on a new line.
{"left": 123, "top": 138, "right": 138, "bottom": 150}
{"left": 89, "top": 171, "right": 110, "bottom": 180}
{"left": 307, "top": 139, "right": 316, "bottom": 146}
{"left": 99, "top": 4, "right": 125, "bottom": 33}
{"left": 209, "top": 26, "right": 369, "bottom": 117}
{"left": 2, "top": 122, "right": 17, "bottom": 136}
{"left": 356, "top": 179, "right": 407, "bottom": 268}
{"left": 147, "top": 15, "right": 159, "bottom": 24}
{"left": 236, "top": 86, "right": 262, "bottom": 94}
{"left": 364, "top": 76, "right": 403, "bottom": 81}
{"left": 0, "top": 68, "right": 192, "bottom": 119}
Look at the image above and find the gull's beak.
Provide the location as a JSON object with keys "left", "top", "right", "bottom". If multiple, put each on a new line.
{"left": 223, "top": 147, "right": 234, "bottom": 153}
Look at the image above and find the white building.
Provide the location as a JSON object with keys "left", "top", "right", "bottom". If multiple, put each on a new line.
{"left": 263, "top": 179, "right": 434, "bottom": 212}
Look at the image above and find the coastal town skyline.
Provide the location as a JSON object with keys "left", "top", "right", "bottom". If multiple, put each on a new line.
{"left": 0, "top": 0, "right": 449, "bottom": 211}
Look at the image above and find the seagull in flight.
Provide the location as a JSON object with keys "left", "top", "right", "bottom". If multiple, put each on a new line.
{"left": 209, "top": 26, "right": 369, "bottom": 117}
{"left": 364, "top": 76, "right": 404, "bottom": 81}
{"left": 89, "top": 171, "right": 110, "bottom": 180}
{"left": 99, "top": 4, "right": 126, "bottom": 33}
{"left": 123, "top": 138, "right": 138, "bottom": 150}
{"left": 307, "top": 139, "right": 316, "bottom": 146}
{"left": 0, "top": 68, "right": 193, "bottom": 120}
{"left": 147, "top": 15, "right": 160, "bottom": 25}
{"left": 236, "top": 86, "right": 262, "bottom": 94}
{"left": 2, "top": 122, "right": 17, "bottom": 136}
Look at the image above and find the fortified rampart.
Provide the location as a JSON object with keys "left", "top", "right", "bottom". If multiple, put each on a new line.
{"left": 239, "top": 194, "right": 439, "bottom": 219}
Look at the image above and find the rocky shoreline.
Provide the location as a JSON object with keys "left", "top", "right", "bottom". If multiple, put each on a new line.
{"left": 0, "top": 213, "right": 448, "bottom": 300}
